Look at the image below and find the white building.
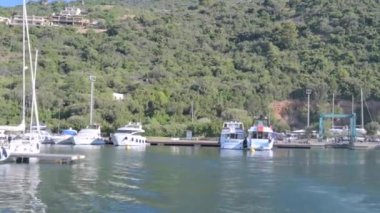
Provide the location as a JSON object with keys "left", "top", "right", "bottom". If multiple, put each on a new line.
{"left": 60, "top": 7, "right": 82, "bottom": 16}
{"left": 112, "top": 93, "right": 124, "bottom": 101}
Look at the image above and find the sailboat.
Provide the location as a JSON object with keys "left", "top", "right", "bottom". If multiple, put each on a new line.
{"left": 73, "top": 76, "right": 105, "bottom": 145}
{"left": 0, "top": 0, "right": 41, "bottom": 161}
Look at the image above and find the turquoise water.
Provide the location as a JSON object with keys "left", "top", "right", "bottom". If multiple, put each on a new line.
{"left": 1, "top": 146, "right": 380, "bottom": 212}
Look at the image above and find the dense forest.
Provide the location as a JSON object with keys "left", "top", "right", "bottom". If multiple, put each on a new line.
{"left": 0, "top": 0, "right": 379, "bottom": 137}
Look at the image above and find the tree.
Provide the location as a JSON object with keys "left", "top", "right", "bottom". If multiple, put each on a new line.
{"left": 199, "top": 0, "right": 215, "bottom": 7}
{"left": 365, "top": 122, "right": 379, "bottom": 136}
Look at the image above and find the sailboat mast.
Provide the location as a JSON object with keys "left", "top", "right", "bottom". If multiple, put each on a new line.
{"left": 22, "top": 0, "right": 26, "bottom": 130}
{"left": 332, "top": 93, "right": 335, "bottom": 129}
{"left": 32, "top": 49, "right": 41, "bottom": 136}
{"left": 89, "top": 75, "right": 96, "bottom": 125}
{"left": 361, "top": 88, "right": 364, "bottom": 129}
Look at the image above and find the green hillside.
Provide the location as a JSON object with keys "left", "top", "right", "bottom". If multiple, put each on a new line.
{"left": 0, "top": 0, "right": 379, "bottom": 136}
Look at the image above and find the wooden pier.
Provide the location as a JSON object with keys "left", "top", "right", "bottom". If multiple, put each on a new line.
{"left": 9, "top": 153, "right": 86, "bottom": 164}
{"left": 147, "top": 138, "right": 219, "bottom": 147}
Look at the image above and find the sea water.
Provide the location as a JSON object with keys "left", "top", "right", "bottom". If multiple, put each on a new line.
{"left": 0, "top": 146, "right": 380, "bottom": 212}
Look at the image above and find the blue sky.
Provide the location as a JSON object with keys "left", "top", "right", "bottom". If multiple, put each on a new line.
{"left": 0, "top": 0, "right": 24, "bottom": 7}
{"left": 0, "top": 0, "right": 73, "bottom": 7}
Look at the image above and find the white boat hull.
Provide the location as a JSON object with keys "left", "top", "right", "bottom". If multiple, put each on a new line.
{"left": 220, "top": 139, "right": 245, "bottom": 150}
{"left": 112, "top": 134, "right": 146, "bottom": 146}
{"left": 9, "top": 138, "right": 41, "bottom": 154}
{"left": 249, "top": 139, "right": 274, "bottom": 151}
{"left": 53, "top": 135, "right": 74, "bottom": 145}
{"left": 73, "top": 137, "right": 104, "bottom": 145}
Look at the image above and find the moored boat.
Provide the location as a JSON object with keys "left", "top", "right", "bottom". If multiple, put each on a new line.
{"left": 219, "top": 121, "right": 246, "bottom": 150}
{"left": 53, "top": 128, "right": 77, "bottom": 145}
{"left": 1, "top": 1, "right": 42, "bottom": 159}
{"left": 111, "top": 122, "right": 146, "bottom": 146}
{"left": 247, "top": 116, "right": 275, "bottom": 151}
{"left": 73, "top": 124, "right": 105, "bottom": 145}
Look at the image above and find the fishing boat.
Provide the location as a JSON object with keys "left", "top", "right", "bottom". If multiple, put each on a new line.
{"left": 111, "top": 122, "right": 146, "bottom": 146}
{"left": 219, "top": 121, "right": 246, "bottom": 150}
{"left": 247, "top": 116, "right": 275, "bottom": 151}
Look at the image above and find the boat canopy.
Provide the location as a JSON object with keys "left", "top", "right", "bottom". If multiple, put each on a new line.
{"left": 62, "top": 128, "right": 78, "bottom": 136}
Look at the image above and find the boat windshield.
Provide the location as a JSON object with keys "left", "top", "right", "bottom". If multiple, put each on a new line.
{"left": 221, "top": 133, "right": 245, "bottom": 140}
{"left": 116, "top": 130, "right": 143, "bottom": 135}
{"left": 254, "top": 119, "right": 269, "bottom": 126}
{"left": 250, "top": 131, "right": 269, "bottom": 139}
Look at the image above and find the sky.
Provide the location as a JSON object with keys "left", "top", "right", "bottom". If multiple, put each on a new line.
{"left": 0, "top": 0, "right": 73, "bottom": 7}
{"left": 0, "top": 0, "right": 24, "bottom": 7}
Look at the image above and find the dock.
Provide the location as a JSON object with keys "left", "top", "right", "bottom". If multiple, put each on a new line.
{"left": 147, "top": 137, "right": 380, "bottom": 150}
{"left": 9, "top": 153, "right": 86, "bottom": 164}
{"left": 147, "top": 138, "right": 219, "bottom": 147}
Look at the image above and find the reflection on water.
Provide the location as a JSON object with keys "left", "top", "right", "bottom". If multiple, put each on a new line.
{"left": 0, "top": 163, "right": 46, "bottom": 212}
{"left": 218, "top": 149, "right": 275, "bottom": 212}
{"left": 39, "top": 145, "right": 152, "bottom": 212}
{"left": 249, "top": 150, "right": 274, "bottom": 159}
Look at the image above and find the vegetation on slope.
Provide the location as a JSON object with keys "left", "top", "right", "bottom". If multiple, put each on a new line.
{"left": 0, "top": 0, "right": 379, "bottom": 136}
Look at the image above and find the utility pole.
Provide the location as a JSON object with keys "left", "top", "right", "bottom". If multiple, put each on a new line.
{"left": 306, "top": 89, "right": 312, "bottom": 128}
{"left": 89, "top": 75, "right": 96, "bottom": 125}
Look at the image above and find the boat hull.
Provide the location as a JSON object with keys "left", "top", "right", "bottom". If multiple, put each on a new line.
{"left": 9, "top": 138, "right": 41, "bottom": 154}
{"left": 73, "top": 137, "right": 105, "bottom": 145}
{"left": 111, "top": 134, "right": 146, "bottom": 146}
{"left": 220, "top": 139, "right": 245, "bottom": 150}
{"left": 53, "top": 135, "right": 74, "bottom": 145}
{"left": 249, "top": 139, "right": 274, "bottom": 151}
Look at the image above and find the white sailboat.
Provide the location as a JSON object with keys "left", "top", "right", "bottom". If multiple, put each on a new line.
{"left": 73, "top": 76, "right": 105, "bottom": 145}
{"left": 0, "top": 0, "right": 42, "bottom": 161}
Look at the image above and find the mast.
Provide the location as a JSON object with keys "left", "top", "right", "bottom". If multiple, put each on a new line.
{"left": 32, "top": 49, "right": 41, "bottom": 136}
{"left": 89, "top": 75, "right": 96, "bottom": 125}
{"left": 332, "top": 93, "right": 335, "bottom": 129}
{"left": 22, "top": 0, "right": 26, "bottom": 131}
{"left": 361, "top": 88, "right": 364, "bottom": 129}
{"left": 191, "top": 100, "right": 194, "bottom": 122}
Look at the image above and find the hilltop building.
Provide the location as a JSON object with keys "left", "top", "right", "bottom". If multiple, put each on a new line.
{"left": 50, "top": 7, "right": 89, "bottom": 26}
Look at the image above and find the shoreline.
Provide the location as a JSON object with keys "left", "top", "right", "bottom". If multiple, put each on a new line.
{"left": 145, "top": 137, "right": 380, "bottom": 150}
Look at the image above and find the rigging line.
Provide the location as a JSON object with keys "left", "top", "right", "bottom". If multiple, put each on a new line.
{"left": 364, "top": 99, "right": 373, "bottom": 122}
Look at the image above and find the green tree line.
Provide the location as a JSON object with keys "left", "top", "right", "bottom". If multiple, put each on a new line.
{"left": 0, "top": 0, "right": 379, "bottom": 136}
